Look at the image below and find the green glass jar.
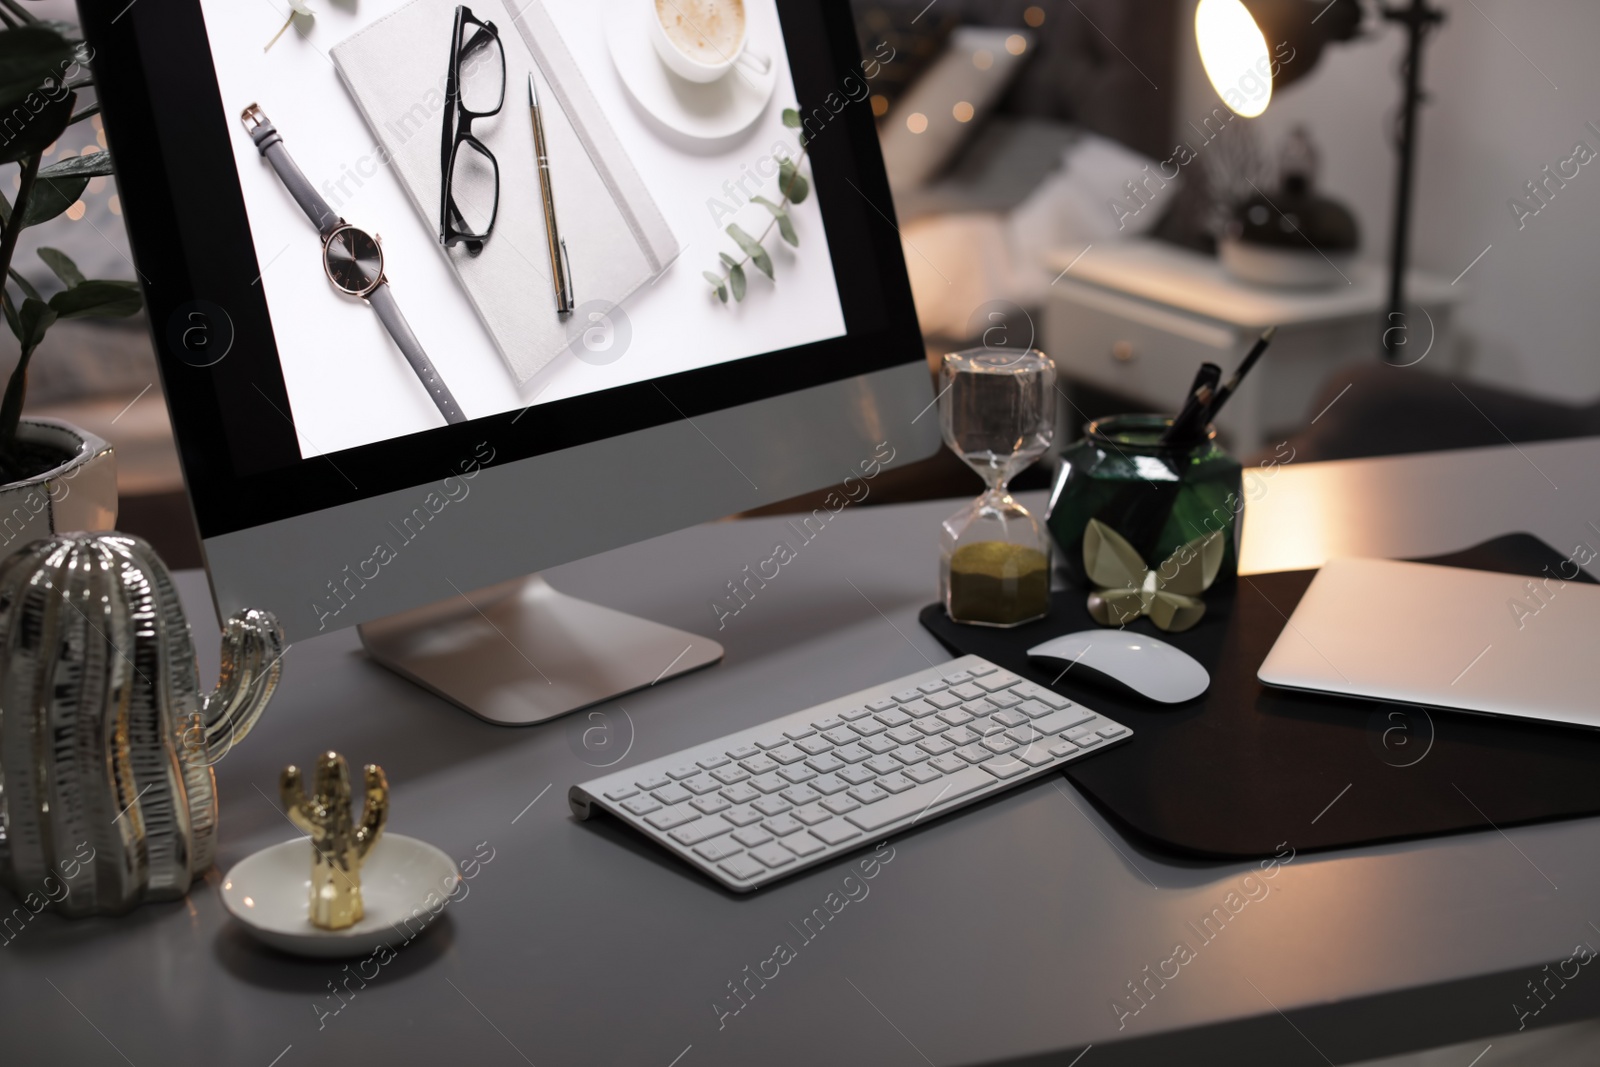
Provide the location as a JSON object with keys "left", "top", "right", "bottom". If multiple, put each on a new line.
{"left": 1047, "top": 414, "right": 1243, "bottom": 590}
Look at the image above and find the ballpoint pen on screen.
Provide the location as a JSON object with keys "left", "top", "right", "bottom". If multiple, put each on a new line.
{"left": 528, "top": 73, "right": 574, "bottom": 315}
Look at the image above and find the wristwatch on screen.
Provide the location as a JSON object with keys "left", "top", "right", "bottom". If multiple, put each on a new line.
{"left": 239, "top": 104, "right": 466, "bottom": 426}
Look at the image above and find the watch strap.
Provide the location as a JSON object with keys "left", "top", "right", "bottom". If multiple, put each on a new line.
{"left": 368, "top": 283, "right": 467, "bottom": 425}
{"left": 242, "top": 106, "right": 341, "bottom": 237}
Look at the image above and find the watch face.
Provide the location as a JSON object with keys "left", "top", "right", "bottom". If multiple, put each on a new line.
{"left": 323, "top": 226, "right": 383, "bottom": 295}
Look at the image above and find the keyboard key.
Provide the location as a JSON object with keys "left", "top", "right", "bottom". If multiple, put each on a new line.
{"left": 891, "top": 689, "right": 923, "bottom": 704}
{"left": 1099, "top": 724, "right": 1129, "bottom": 739}
{"left": 962, "top": 699, "right": 998, "bottom": 718}
{"left": 778, "top": 764, "right": 817, "bottom": 784}
{"left": 753, "top": 796, "right": 792, "bottom": 817}
{"left": 982, "top": 756, "right": 1029, "bottom": 779}
{"left": 877, "top": 772, "right": 915, "bottom": 794}
{"left": 944, "top": 726, "right": 980, "bottom": 747}
{"left": 756, "top": 736, "right": 790, "bottom": 750}
{"left": 671, "top": 819, "right": 729, "bottom": 846}
{"left": 691, "top": 793, "right": 732, "bottom": 815}
{"left": 762, "top": 814, "right": 804, "bottom": 836}
{"left": 839, "top": 765, "right": 876, "bottom": 786}
{"left": 721, "top": 784, "right": 760, "bottom": 805}
{"left": 722, "top": 805, "right": 763, "bottom": 827}
{"left": 792, "top": 803, "right": 833, "bottom": 825}
{"left": 822, "top": 727, "right": 857, "bottom": 745}
{"left": 768, "top": 745, "right": 807, "bottom": 765}
{"left": 621, "top": 795, "right": 661, "bottom": 816}
{"left": 1013, "top": 683, "right": 1071, "bottom": 709}
{"left": 1020, "top": 747, "right": 1057, "bottom": 767}
{"left": 886, "top": 725, "right": 922, "bottom": 745}
{"left": 667, "top": 765, "right": 700, "bottom": 780}
{"left": 809, "top": 773, "right": 849, "bottom": 795}
{"left": 864, "top": 697, "right": 897, "bottom": 713}
{"left": 861, "top": 736, "right": 898, "bottom": 756}
{"left": 780, "top": 784, "right": 822, "bottom": 806}
{"left": 847, "top": 784, "right": 887, "bottom": 804}
{"left": 834, "top": 743, "right": 872, "bottom": 763}
{"left": 973, "top": 717, "right": 1007, "bottom": 738}
{"left": 874, "top": 708, "right": 911, "bottom": 728}
{"left": 845, "top": 767, "right": 993, "bottom": 831}
{"left": 918, "top": 736, "right": 956, "bottom": 756}
{"left": 1048, "top": 741, "right": 1078, "bottom": 758}
{"left": 740, "top": 755, "right": 779, "bottom": 776}
{"left": 891, "top": 745, "right": 929, "bottom": 765}
{"left": 797, "top": 736, "right": 834, "bottom": 756}
{"left": 941, "top": 670, "right": 973, "bottom": 685}
{"left": 694, "top": 836, "right": 741, "bottom": 862}
{"left": 948, "top": 683, "right": 984, "bottom": 701}
{"left": 925, "top": 692, "right": 963, "bottom": 710}
{"left": 683, "top": 775, "right": 723, "bottom": 795}
{"left": 636, "top": 773, "right": 671, "bottom": 791}
{"left": 783, "top": 726, "right": 816, "bottom": 741}
{"left": 905, "top": 764, "right": 943, "bottom": 784}
{"left": 646, "top": 806, "right": 699, "bottom": 831}
{"left": 994, "top": 709, "right": 1030, "bottom": 728}
{"left": 849, "top": 718, "right": 887, "bottom": 737}
{"left": 1006, "top": 726, "right": 1039, "bottom": 746}
{"left": 696, "top": 754, "right": 731, "bottom": 771}
{"left": 918, "top": 681, "right": 947, "bottom": 695}
{"left": 980, "top": 736, "right": 1017, "bottom": 755}
{"left": 750, "top": 773, "right": 788, "bottom": 794}
{"left": 955, "top": 743, "right": 993, "bottom": 763}
{"left": 783, "top": 832, "right": 828, "bottom": 857}
{"left": 840, "top": 705, "right": 875, "bottom": 721}
{"left": 929, "top": 754, "right": 968, "bottom": 775}
{"left": 821, "top": 795, "right": 860, "bottom": 816}
{"left": 898, "top": 699, "right": 937, "bottom": 718}
{"left": 1015, "top": 700, "right": 1055, "bottom": 719}
{"left": 810, "top": 715, "right": 845, "bottom": 732}
{"left": 913, "top": 717, "right": 949, "bottom": 736}
{"left": 937, "top": 708, "right": 974, "bottom": 727}
{"left": 732, "top": 827, "right": 774, "bottom": 848}
{"left": 865, "top": 755, "right": 901, "bottom": 776}
{"left": 987, "top": 690, "right": 1023, "bottom": 710}
{"left": 1065, "top": 724, "right": 1097, "bottom": 740}
{"left": 712, "top": 765, "right": 750, "bottom": 785}
{"left": 726, "top": 744, "right": 760, "bottom": 760}
{"left": 976, "top": 671, "right": 1021, "bottom": 692}
{"left": 811, "top": 821, "right": 862, "bottom": 846}
{"left": 719, "top": 854, "right": 767, "bottom": 881}
{"left": 968, "top": 662, "right": 999, "bottom": 676}
{"left": 602, "top": 786, "right": 638, "bottom": 801}
{"left": 1074, "top": 734, "right": 1103, "bottom": 749}
{"left": 806, "top": 753, "right": 845, "bottom": 774}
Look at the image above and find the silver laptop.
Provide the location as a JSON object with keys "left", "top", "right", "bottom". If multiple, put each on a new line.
{"left": 1258, "top": 557, "right": 1600, "bottom": 728}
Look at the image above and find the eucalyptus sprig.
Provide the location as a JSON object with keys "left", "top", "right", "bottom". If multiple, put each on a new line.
{"left": 703, "top": 108, "right": 811, "bottom": 304}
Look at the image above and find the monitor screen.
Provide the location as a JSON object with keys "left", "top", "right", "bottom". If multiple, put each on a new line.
{"left": 82, "top": 0, "right": 920, "bottom": 545}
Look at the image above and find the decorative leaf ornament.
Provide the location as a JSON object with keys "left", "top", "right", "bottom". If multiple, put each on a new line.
{"left": 1083, "top": 519, "right": 1224, "bottom": 632}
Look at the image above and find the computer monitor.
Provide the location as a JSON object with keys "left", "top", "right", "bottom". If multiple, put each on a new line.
{"left": 79, "top": 0, "right": 937, "bottom": 724}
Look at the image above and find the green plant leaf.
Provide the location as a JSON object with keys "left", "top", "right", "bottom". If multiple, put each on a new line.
{"left": 701, "top": 269, "right": 728, "bottom": 303}
{"left": 718, "top": 252, "right": 738, "bottom": 271}
{"left": 752, "top": 196, "right": 798, "bottom": 246}
{"left": 18, "top": 171, "right": 86, "bottom": 228}
{"left": 778, "top": 159, "right": 809, "bottom": 204}
{"left": 7, "top": 267, "right": 39, "bottom": 302}
{"left": 48, "top": 280, "right": 141, "bottom": 320}
{"left": 728, "top": 262, "right": 746, "bottom": 301}
{"left": 37, "top": 247, "right": 82, "bottom": 288}
{"left": 0, "top": 26, "right": 75, "bottom": 111}
{"left": 0, "top": 89, "right": 74, "bottom": 165}
{"left": 11, "top": 296, "right": 56, "bottom": 354}
{"left": 37, "top": 148, "right": 113, "bottom": 180}
{"left": 782, "top": 108, "right": 801, "bottom": 128}
{"left": 726, "top": 223, "right": 772, "bottom": 280}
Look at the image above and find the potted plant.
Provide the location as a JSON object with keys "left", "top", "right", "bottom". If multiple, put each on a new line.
{"left": 0, "top": 4, "right": 143, "bottom": 550}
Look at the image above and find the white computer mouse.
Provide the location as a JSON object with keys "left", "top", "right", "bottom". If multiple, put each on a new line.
{"left": 1026, "top": 630, "right": 1210, "bottom": 704}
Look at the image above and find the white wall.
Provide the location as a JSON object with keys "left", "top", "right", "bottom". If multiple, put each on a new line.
{"left": 1176, "top": 0, "right": 1600, "bottom": 401}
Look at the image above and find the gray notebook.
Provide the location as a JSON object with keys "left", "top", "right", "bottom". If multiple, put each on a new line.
{"left": 332, "top": 0, "right": 679, "bottom": 383}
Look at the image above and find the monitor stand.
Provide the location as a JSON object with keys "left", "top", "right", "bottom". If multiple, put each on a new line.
{"left": 356, "top": 574, "right": 723, "bottom": 726}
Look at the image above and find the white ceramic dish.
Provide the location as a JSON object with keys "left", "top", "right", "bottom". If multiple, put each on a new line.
{"left": 603, "top": 0, "right": 778, "bottom": 146}
{"left": 220, "top": 834, "right": 459, "bottom": 958}
{"left": 646, "top": 0, "right": 767, "bottom": 83}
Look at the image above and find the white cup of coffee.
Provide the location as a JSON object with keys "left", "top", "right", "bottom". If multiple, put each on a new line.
{"left": 649, "top": 0, "right": 770, "bottom": 83}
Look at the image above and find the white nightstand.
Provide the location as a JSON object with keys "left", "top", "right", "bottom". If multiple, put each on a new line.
{"left": 1041, "top": 239, "right": 1464, "bottom": 451}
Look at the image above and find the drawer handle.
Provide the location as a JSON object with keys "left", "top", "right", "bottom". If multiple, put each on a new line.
{"left": 1111, "top": 341, "right": 1136, "bottom": 363}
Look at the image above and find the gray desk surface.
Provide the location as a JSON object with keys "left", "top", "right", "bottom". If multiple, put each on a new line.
{"left": 7, "top": 438, "right": 1600, "bottom": 1066}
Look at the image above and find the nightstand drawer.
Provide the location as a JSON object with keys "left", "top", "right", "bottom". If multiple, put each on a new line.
{"left": 1044, "top": 282, "right": 1237, "bottom": 404}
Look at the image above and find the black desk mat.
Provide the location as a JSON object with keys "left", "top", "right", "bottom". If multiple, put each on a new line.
{"left": 919, "top": 534, "right": 1600, "bottom": 860}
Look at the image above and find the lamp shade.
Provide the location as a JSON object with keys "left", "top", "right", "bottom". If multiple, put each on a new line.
{"left": 1196, "top": 0, "right": 1361, "bottom": 116}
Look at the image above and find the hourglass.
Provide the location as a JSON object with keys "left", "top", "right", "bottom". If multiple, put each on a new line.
{"left": 938, "top": 347, "right": 1056, "bottom": 627}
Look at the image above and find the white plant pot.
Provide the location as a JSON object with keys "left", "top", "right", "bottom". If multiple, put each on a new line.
{"left": 0, "top": 418, "right": 116, "bottom": 556}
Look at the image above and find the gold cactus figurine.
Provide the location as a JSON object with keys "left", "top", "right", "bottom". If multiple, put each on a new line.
{"left": 280, "top": 752, "right": 389, "bottom": 930}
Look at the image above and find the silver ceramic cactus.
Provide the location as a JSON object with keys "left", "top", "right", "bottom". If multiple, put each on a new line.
{"left": 0, "top": 533, "right": 284, "bottom": 917}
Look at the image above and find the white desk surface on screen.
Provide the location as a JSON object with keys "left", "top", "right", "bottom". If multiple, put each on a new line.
{"left": 197, "top": 0, "right": 846, "bottom": 457}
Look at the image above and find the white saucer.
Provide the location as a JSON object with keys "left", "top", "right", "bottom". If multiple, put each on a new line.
{"left": 221, "top": 834, "right": 459, "bottom": 958}
{"left": 602, "top": 0, "right": 779, "bottom": 146}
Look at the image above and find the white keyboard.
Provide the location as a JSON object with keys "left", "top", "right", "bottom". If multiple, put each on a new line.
{"left": 569, "top": 655, "right": 1132, "bottom": 891}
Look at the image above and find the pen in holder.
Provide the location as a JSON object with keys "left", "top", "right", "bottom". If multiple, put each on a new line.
{"left": 1048, "top": 415, "right": 1242, "bottom": 632}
